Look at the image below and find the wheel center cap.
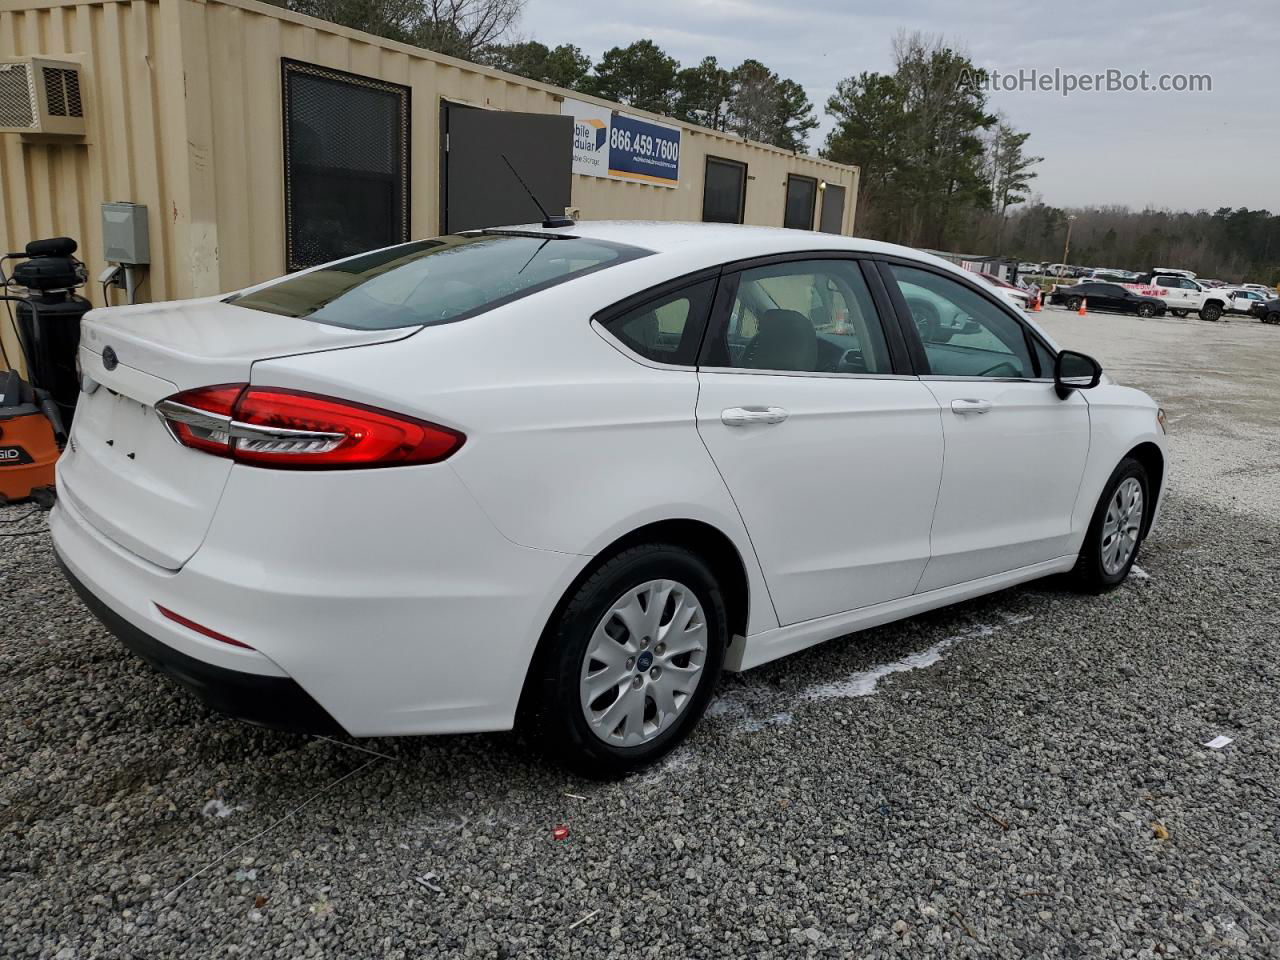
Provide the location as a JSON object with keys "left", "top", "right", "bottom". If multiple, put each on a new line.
{"left": 636, "top": 651, "right": 654, "bottom": 672}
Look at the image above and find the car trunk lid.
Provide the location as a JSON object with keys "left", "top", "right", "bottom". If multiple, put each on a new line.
{"left": 59, "top": 299, "right": 414, "bottom": 569}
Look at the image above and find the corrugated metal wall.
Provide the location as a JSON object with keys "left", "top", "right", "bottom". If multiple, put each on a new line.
{"left": 1, "top": 0, "right": 859, "bottom": 367}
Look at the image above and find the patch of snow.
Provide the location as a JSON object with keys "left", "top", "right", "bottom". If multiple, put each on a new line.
{"left": 201, "top": 798, "right": 234, "bottom": 819}
{"left": 1129, "top": 564, "right": 1150, "bottom": 580}
{"left": 799, "top": 629, "right": 981, "bottom": 703}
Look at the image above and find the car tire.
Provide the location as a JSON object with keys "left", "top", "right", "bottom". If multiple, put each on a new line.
{"left": 1066, "top": 296, "right": 1082, "bottom": 311}
{"left": 528, "top": 543, "right": 728, "bottom": 777}
{"left": 1137, "top": 302, "right": 1155, "bottom": 318}
{"left": 1266, "top": 312, "right": 1280, "bottom": 325}
{"left": 1071, "top": 458, "right": 1150, "bottom": 593}
{"left": 1170, "top": 309, "right": 1188, "bottom": 318}
{"left": 1200, "top": 303, "right": 1223, "bottom": 322}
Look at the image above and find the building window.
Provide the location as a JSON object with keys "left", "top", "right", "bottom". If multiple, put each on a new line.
{"left": 282, "top": 59, "right": 411, "bottom": 272}
{"left": 783, "top": 174, "right": 817, "bottom": 230}
{"left": 702, "top": 157, "right": 747, "bottom": 224}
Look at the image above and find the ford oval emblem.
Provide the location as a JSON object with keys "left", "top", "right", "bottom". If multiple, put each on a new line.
{"left": 102, "top": 346, "right": 118, "bottom": 371}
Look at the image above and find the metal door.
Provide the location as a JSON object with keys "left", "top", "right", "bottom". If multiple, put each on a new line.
{"left": 442, "top": 105, "right": 572, "bottom": 233}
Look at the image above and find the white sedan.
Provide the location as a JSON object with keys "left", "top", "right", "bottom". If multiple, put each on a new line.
{"left": 53, "top": 222, "right": 1168, "bottom": 775}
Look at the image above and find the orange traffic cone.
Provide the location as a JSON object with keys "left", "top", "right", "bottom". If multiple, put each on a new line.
{"left": 1032, "top": 296, "right": 1042, "bottom": 312}
{"left": 1077, "top": 298, "right": 1088, "bottom": 317}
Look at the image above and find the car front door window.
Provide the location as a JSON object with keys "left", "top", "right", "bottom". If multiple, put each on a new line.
{"left": 888, "top": 265, "right": 1034, "bottom": 378}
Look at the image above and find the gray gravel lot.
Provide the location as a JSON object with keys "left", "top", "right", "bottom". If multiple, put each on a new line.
{"left": 3, "top": 306, "right": 1279, "bottom": 958}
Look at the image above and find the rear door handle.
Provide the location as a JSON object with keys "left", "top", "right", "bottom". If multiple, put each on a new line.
{"left": 721, "top": 406, "right": 789, "bottom": 426}
{"left": 950, "top": 399, "right": 993, "bottom": 415}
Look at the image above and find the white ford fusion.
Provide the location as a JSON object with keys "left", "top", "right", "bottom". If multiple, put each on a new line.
{"left": 52, "top": 222, "right": 1167, "bottom": 774}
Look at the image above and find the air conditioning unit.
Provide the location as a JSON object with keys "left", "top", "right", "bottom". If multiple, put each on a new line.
{"left": 0, "top": 57, "right": 86, "bottom": 137}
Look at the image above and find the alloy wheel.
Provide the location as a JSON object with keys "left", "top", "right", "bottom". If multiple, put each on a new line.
{"left": 1101, "top": 477, "right": 1143, "bottom": 575}
{"left": 579, "top": 579, "right": 708, "bottom": 747}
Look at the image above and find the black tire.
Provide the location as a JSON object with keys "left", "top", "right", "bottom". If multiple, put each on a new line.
{"left": 527, "top": 543, "right": 728, "bottom": 777}
{"left": 1170, "top": 309, "right": 1188, "bottom": 318}
{"left": 1266, "top": 312, "right": 1280, "bottom": 325}
{"left": 1071, "top": 458, "right": 1150, "bottom": 593}
{"left": 1200, "top": 303, "right": 1223, "bottom": 322}
{"left": 1066, "top": 296, "right": 1082, "bottom": 311}
{"left": 1137, "top": 302, "right": 1155, "bottom": 318}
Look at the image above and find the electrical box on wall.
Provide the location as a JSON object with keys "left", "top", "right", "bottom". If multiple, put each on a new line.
{"left": 0, "top": 57, "right": 86, "bottom": 137}
{"left": 102, "top": 202, "right": 150, "bottom": 265}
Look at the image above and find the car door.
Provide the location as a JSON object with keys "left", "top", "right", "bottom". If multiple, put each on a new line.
{"left": 881, "top": 261, "right": 1091, "bottom": 592}
{"left": 1153, "top": 276, "right": 1186, "bottom": 311}
{"left": 694, "top": 256, "right": 944, "bottom": 626}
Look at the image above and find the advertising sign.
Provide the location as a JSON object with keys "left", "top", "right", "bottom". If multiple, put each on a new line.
{"left": 560, "top": 99, "right": 681, "bottom": 188}
{"left": 606, "top": 113, "right": 680, "bottom": 187}
{"left": 563, "top": 98, "right": 611, "bottom": 178}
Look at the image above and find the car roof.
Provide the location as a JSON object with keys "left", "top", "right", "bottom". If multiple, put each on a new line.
{"left": 492, "top": 219, "right": 968, "bottom": 274}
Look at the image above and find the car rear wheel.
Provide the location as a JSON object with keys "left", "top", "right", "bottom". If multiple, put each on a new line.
{"left": 1072, "top": 458, "right": 1149, "bottom": 593}
{"left": 529, "top": 543, "right": 727, "bottom": 777}
{"left": 1066, "top": 296, "right": 1083, "bottom": 311}
{"left": 1170, "top": 309, "right": 1188, "bottom": 318}
{"left": 1137, "top": 302, "right": 1156, "bottom": 318}
{"left": 1200, "top": 303, "right": 1223, "bottom": 322}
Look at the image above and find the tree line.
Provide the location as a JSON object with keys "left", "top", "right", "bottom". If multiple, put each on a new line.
{"left": 1001, "top": 205, "right": 1280, "bottom": 284}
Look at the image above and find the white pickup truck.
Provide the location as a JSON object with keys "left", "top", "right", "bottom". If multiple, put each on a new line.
{"left": 1125, "top": 274, "right": 1230, "bottom": 321}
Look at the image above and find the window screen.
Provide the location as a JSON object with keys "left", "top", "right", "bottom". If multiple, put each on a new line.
{"left": 703, "top": 158, "right": 747, "bottom": 224}
{"left": 783, "top": 175, "right": 817, "bottom": 230}
{"left": 283, "top": 60, "right": 411, "bottom": 272}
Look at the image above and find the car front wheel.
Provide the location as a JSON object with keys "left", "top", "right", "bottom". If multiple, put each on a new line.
{"left": 1137, "top": 302, "right": 1156, "bottom": 318}
{"left": 529, "top": 543, "right": 728, "bottom": 777}
{"left": 1072, "top": 458, "right": 1149, "bottom": 592}
{"left": 1200, "top": 303, "right": 1223, "bottom": 322}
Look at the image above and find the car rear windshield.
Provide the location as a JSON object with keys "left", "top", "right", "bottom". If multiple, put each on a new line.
{"left": 230, "top": 233, "right": 651, "bottom": 330}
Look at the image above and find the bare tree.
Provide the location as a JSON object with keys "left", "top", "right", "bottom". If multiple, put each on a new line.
{"left": 284, "top": 0, "right": 523, "bottom": 58}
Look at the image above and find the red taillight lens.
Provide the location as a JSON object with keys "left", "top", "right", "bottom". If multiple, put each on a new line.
{"left": 163, "top": 383, "right": 244, "bottom": 456}
{"left": 156, "top": 384, "right": 465, "bottom": 469}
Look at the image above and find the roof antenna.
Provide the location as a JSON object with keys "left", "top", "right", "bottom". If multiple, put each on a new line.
{"left": 501, "top": 155, "right": 574, "bottom": 229}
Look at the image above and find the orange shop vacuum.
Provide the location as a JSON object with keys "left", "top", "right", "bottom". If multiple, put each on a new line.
{"left": 1, "top": 237, "right": 89, "bottom": 507}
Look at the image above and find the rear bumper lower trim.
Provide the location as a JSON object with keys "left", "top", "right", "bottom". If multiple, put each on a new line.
{"left": 57, "top": 557, "right": 346, "bottom": 736}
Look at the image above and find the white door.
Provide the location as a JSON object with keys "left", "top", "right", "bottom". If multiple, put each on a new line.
{"left": 695, "top": 258, "right": 944, "bottom": 626}
{"left": 885, "top": 263, "right": 1091, "bottom": 592}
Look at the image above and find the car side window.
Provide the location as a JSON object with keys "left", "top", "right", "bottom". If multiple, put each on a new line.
{"left": 601, "top": 279, "right": 717, "bottom": 366}
{"left": 702, "top": 259, "right": 892, "bottom": 374}
{"left": 889, "top": 264, "right": 1034, "bottom": 379}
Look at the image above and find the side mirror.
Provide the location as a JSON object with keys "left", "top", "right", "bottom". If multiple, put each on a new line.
{"left": 1054, "top": 350, "right": 1102, "bottom": 399}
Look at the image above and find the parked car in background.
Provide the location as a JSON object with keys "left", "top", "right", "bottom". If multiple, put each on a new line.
{"left": 1131, "top": 273, "right": 1229, "bottom": 321}
{"left": 50, "top": 221, "right": 1168, "bottom": 774}
{"left": 1251, "top": 298, "right": 1280, "bottom": 324}
{"left": 1219, "top": 288, "right": 1271, "bottom": 315}
{"left": 975, "top": 271, "right": 1036, "bottom": 309}
{"left": 1018, "top": 262, "right": 1043, "bottom": 275}
{"left": 1242, "top": 283, "right": 1277, "bottom": 299}
{"left": 1049, "top": 282, "right": 1166, "bottom": 318}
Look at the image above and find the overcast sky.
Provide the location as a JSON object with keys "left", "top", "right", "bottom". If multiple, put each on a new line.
{"left": 520, "top": 0, "right": 1279, "bottom": 212}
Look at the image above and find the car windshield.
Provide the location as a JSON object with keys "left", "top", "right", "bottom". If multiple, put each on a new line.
{"left": 230, "top": 233, "right": 651, "bottom": 329}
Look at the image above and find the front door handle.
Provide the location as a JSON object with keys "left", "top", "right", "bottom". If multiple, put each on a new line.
{"left": 721, "top": 406, "right": 789, "bottom": 426}
{"left": 950, "top": 398, "right": 993, "bottom": 415}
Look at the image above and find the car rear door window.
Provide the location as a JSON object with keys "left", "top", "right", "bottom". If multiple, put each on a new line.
{"left": 701, "top": 259, "right": 892, "bottom": 374}
{"left": 889, "top": 265, "right": 1034, "bottom": 379}
{"left": 600, "top": 279, "right": 717, "bottom": 366}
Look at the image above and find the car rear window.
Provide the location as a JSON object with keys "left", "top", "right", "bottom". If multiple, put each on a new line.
{"left": 230, "top": 233, "right": 651, "bottom": 330}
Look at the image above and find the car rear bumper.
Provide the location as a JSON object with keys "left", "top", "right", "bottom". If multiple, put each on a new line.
{"left": 57, "top": 555, "right": 344, "bottom": 734}
{"left": 50, "top": 461, "right": 586, "bottom": 737}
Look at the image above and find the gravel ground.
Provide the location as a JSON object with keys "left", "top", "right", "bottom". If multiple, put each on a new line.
{"left": 3, "top": 306, "right": 1279, "bottom": 959}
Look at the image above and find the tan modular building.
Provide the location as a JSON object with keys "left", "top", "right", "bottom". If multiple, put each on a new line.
{"left": 0, "top": 0, "right": 859, "bottom": 366}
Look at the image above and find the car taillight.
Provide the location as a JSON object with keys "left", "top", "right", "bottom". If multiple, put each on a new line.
{"left": 155, "top": 384, "right": 464, "bottom": 469}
